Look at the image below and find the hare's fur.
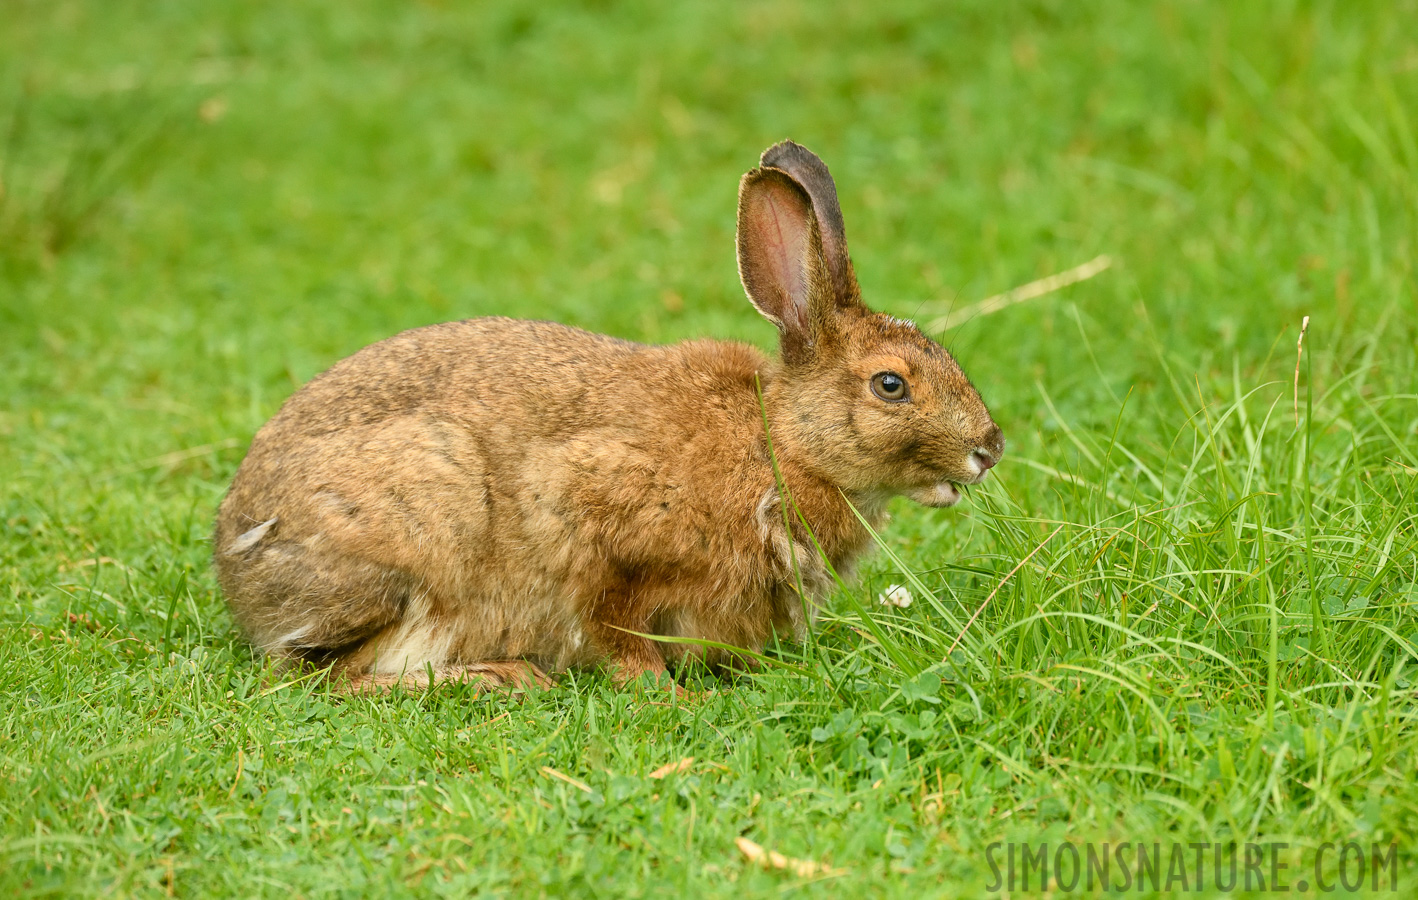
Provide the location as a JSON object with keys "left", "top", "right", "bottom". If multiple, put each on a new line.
{"left": 214, "top": 142, "right": 1003, "bottom": 690}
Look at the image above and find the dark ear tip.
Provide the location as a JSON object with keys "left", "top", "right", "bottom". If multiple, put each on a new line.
{"left": 760, "top": 140, "right": 819, "bottom": 169}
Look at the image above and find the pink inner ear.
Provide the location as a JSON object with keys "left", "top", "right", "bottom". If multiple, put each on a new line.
{"left": 743, "top": 177, "right": 813, "bottom": 334}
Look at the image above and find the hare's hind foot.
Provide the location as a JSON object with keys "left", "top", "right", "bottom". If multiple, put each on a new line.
{"left": 339, "top": 661, "right": 554, "bottom": 694}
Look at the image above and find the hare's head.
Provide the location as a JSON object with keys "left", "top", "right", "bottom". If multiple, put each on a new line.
{"left": 738, "top": 141, "right": 1003, "bottom": 508}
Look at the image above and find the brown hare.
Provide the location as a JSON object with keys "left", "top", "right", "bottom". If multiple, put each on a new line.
{"left": 214, "top": 141, "right": 1004, "bottom": 692}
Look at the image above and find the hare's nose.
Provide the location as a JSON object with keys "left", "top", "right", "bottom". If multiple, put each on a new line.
{"left": 971, "top": 449, "right": 999, "bottom": 472}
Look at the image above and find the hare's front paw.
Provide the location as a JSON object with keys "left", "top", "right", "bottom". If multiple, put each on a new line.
{"left": 339, "top": 661, "right": 554, "bottom": 694}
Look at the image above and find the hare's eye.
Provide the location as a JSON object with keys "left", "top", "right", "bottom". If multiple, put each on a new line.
{"left": 870, "top": 372, "right": 909, "bottom": 402}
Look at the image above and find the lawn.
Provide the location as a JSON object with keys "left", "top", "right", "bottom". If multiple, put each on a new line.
{"left": 3, "top": 1, "right": 1417, "bottom": 896}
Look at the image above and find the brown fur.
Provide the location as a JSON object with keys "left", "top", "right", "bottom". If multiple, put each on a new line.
{"left": 213, "top": 141, "right": 1004, "bottom": 691}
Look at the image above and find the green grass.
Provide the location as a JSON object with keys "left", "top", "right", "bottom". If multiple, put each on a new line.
{"left": 3, "top": 0, "right": 1417, "bottom": 896}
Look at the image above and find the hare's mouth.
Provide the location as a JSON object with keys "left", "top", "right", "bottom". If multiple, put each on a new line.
{"left": 905, "top": 481, "right": 962, "bottom": 508}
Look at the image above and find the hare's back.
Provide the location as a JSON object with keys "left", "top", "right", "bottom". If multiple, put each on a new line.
{"left": 265, "top": 317, "right": 644, "bottom": 438}
{"left": 220, "top": 317, "right": 772, "bottom": 555}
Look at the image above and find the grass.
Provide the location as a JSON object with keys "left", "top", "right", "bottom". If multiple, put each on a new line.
{"left": 3, "top": 0, "right": 1417, "bottom": 895}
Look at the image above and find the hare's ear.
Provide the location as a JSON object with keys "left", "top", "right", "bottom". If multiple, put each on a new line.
{"left": 759, "top": 141, "right": 863, "bottom": 308}
{"left": 736, "top": 167, "right": 836, "bottom": 365}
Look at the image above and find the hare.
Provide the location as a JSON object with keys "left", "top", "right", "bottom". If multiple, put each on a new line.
{"left": 214, "top": 141, "right": 1004, "bottom": 692}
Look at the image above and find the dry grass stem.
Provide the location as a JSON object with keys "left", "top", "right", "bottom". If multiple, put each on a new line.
{"left": 946, "top": 524, "right": 1063, "bottom": 658}
{"left": 540, "top": 766, "right": 594, "bottom": 794}
{"left": 648, "top": 757, "right": 695, "bottom": 779}
{"left": 735, "top": 837, "right": 846, "bottom": 878}
{"left": 1294, "top": 314, "right": 1310, "bottom": 427}
{"left": 925, "top": 254, "right": 1113, "bottom": 332}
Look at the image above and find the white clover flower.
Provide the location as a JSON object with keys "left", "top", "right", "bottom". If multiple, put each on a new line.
{"left": 878, "top": 583, "right": 913, "bottom": 608}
